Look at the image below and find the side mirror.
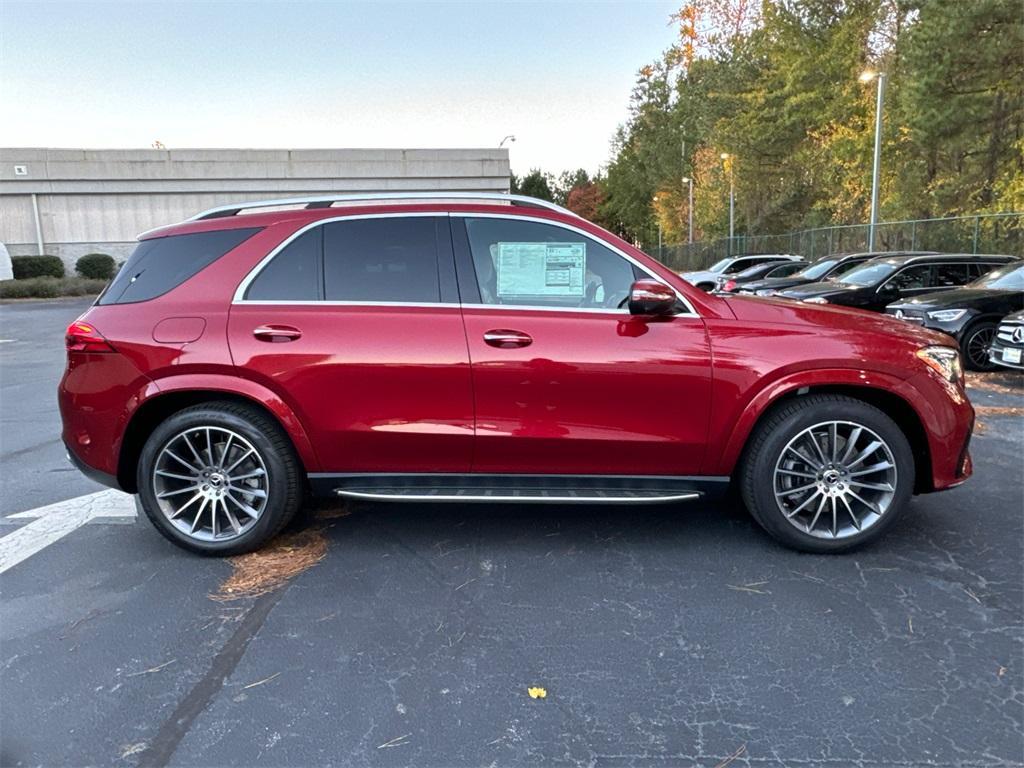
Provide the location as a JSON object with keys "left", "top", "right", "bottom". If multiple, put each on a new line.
{"left": 878, "top": 282, "right": 899, "bottom": 295}
{"left": 628, "top": 279, "right": 677, "bottom": 316}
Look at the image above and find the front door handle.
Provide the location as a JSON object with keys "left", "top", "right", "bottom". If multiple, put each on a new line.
{"left": 483, "top": 329, "right": 532, "bottom": 349}
{"left": 253, "top": 324, "right": 302, "bottom": 342}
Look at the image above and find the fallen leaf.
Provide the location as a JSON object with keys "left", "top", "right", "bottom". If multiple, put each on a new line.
{"left": 527, "top": 686, "right": 547, "bottom": 699}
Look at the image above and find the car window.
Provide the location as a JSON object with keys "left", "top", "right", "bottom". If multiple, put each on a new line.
{"left": 768, "top": 262, "right": 805, "bottom": 277}
{"left": 724, "top": 258, "right": 757, "bottom": 273}
{"left": 245, "top": 227, "right": 322, "bottom": 301}
{"left": 101, "top": 227, "right": 262, "bottom": 305}
{"left": 798, "top": 259, "right": 838, "bottom": 280}
{"left": 932, "top": 263, "right": 972, "bottom": 287}
{"left": 838, "top": 262, "right": 896, "bottom": 286}
{"left": 888, "top": 264, "right": 932, "bottom": 291}
{"left": 323, "top": 217, "right": 441, "bottom": 302}
{"left": 463, "top": 217, "right": 637, "bottom": 309}
{"left": 708, "top": 258, "right": 732, "bottom": 272}
{"left": 831, "top": 259, "right": 867, "bottom": 277}
{"left": 970, "top": 262, "right": 1024, "bottom": 289}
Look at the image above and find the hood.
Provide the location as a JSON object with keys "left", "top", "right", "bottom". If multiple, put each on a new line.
{"left": 888, "top": 288, "right": 1024, "bottom": 312}
{"left": 778, "top": 281, "right": 863, "bottom": 300}
{"left": 725, "top": 294, "right": 951, "bottom": 347}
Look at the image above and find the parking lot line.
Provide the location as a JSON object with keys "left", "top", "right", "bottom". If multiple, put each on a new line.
{"left": 0, "top": 489, "right": 136, "bottom": 574}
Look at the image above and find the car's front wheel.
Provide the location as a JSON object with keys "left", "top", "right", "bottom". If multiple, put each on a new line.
{"left": 137, "top": 402, "right": 302, "bottom": 555}
{"left": 961, "top": 321, "right": 998, "bottom": 371}
{"left": 740, "top": 394, "right": 915, "bottom": 553}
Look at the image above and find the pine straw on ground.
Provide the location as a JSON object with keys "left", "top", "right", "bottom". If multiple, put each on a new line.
{"left": 967, "top": 372, "right": 1024, "bottom": 396}
{"left": 211, "top": 527, "right": 329, "bottom": 602}
{"left": 973, "top": 405, "right": 1024, "bottom": 437}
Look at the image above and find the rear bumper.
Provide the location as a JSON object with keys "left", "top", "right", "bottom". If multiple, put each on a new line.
{"left": 64, "top": 440, "right": 123, "bottom": 491}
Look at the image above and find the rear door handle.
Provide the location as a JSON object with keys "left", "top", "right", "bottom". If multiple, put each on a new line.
{"left": 483, "top": 329, "right": 532, "bottom": 348}
{"left": 253, "top": 324, "right": 302, "bottom": 342}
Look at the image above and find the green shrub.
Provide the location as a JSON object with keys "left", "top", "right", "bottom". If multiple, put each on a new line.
{"left": 75, "top": 253, "right": 116, "bottom": 280}
{"left": 0, "top": 276, "right": 108, "bottom": 299}
{"left": 12, "top": 255, "right": 65, "bottom": 279}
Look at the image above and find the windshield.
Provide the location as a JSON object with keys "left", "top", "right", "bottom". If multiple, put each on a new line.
{"left": 708, "top": 258, "right": 732, "bottom": 272}
{"left": 798, "top": 259, "right": 838, "bottom": 280}
{"left": 837, "top": 262, "right": 897, "bottom": 286}
{"left": 969, "top": 262, "right": 1024, "bottom": 290}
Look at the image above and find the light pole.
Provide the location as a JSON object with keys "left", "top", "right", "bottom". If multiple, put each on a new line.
{"left": 499, "top": 134, "right": 516, "bottom": 147}
{"left": 653, "top": 195, "right": 663, "bottom": 258}
{"left": 721, "top": 153, "right": 735, "bottom": 253}
{"left": 860, "top": 70, "right": 886, "bottom": 250}
{"left": 681, "top": 177, "right": 693, "bottom": 244}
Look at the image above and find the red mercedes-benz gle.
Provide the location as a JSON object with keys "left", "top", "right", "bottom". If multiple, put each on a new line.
{"left": 59, "top": 193, "right": 974, "bottom": 555}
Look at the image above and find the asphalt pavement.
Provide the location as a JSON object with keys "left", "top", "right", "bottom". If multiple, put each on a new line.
{"left": 1, "top": 297, "right": 1022, "bottom": 767}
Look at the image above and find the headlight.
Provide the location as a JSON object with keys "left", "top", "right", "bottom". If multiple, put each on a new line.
{"left": 916, "top": 345, "right": 962, "bottom": 383}
{"left": 926, "top": 309, "right": 968, "bottom": 322}
{"left": 756, "top": 289, "right": 776, "bottom": 296}
{"left": 802, "top": 297, "right": 829, "bottom": 304}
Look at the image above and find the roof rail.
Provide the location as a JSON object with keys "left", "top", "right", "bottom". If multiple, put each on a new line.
{"left": 187, "top": 192, "right": 580, "bottom": 222}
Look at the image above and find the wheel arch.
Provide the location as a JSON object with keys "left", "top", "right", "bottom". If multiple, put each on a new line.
{"left": 118, "top": 382, "right": 319, "bottom": 493}
{"left": 720, "top": 378, "right": 934, "bottom": 494}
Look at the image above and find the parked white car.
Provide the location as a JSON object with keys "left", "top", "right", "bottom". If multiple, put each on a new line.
{"left": 679, "top": 253, "right": 802, "bottom": 291}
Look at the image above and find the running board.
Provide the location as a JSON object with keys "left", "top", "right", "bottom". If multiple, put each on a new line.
{"left": 334, "top": 488, "right": 701, "bottom": 504}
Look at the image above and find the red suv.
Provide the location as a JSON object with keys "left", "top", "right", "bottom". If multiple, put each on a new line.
{"left": 59, "top": 193, "right": 974, "bottom": 555}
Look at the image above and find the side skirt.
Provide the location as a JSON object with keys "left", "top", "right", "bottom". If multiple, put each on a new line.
{"left": 307, "top": 473, "right": 730, "bottom": 504}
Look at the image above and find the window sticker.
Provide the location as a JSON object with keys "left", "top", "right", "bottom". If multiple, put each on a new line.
{"left": 495, "top": 242, "right": 586, "bottom": 298}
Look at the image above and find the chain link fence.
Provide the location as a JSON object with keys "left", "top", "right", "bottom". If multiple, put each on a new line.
{"left": 653, "top": 212, "right": 1024, "bottom": 271}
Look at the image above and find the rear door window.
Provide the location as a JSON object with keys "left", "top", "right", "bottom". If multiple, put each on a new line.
{"left": 932, "top": 263, "right": 972, "bottom": 287}
{"left": 245, "top": 228, "right": 323, "bottom": 301}
{"left": 323, "top": 217, "right": 442, "bottom": 302}
{"left": 101, "top": 227, "right": 261, "bottom": 305}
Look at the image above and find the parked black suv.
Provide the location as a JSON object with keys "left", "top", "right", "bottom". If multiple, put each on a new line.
{"left": 731, "top": 251, "right": 910, "bottom": 296}
{"left": 778, "top": 253, "right": 1015, "bottom": 312}
{"left": 885, "top": 261, "right": 1024, "bottom": 370}
{"left": 990, "top": 310, "right": 1024, "bottom": 371}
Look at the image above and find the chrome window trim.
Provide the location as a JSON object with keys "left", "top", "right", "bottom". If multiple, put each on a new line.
{"left": 232, "top": 211, "right": 700, "bottom": 318}
{"left": 451, "top": 212, "right": 698, "bottom": 317}
{"left": 877, "top": 261, "right": 997, "bottom": 293}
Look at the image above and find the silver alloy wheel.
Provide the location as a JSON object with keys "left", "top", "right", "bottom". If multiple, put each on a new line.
{"left": 152, "top": 426, "right": 269, "bottom": 542}
{"left": 773, "top": 420, "right": 898, "bottom": 540}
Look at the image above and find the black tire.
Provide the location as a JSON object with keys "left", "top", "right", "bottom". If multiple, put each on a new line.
{"left": 739, "top": 394, "right": 915, "bottom": 554}
{"left": 960, "top": 321, "right": 999, "bottom": 372}
{"left": 136, "top": 402, "right": 303, "bottom": 556}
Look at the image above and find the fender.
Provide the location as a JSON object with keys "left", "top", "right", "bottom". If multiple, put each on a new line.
{"left": 139, "top": 374, "right": 321, "bottom": 471}
{"left": 710, "top": 367, "right": 922, "bottom": 476}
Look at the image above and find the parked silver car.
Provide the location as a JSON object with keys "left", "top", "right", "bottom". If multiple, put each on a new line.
{"left": 679, "top": 253, "right": 802, "bottom": 291}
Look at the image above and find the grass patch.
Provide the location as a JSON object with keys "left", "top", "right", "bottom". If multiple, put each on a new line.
{"left": 0, "top": 276, "right": 108, "bottom": 299}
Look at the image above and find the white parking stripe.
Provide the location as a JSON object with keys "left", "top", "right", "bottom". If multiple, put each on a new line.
{"left": 1, "top": 490, "right": 136, "bottom": 574}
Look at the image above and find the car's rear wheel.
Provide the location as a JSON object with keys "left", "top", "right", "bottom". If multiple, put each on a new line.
{"left": 137, "top": 402, "right": 302, "bottom": 555}
{"left": 961, "top": 321, "right": 998, "bottom": 371}
{"left": 740, "top": 395, "right": 914, "bottom": 553}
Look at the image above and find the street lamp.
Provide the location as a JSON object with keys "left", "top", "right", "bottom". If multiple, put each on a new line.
{"left": 499, "top": 135, "right": 516, "bottom": 147}
{"left": 860, "top": 69, "right": 886, "bottom": 250}
{"left": 721, "top": 153, "right": 735, "bottom": 253}
{"left": 681, "top": 177, "right": 694, "bottom": 244}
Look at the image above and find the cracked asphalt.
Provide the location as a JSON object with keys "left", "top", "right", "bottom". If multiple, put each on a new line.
{"left": 1, "top": 298, "right": 1022, "bottom": 767}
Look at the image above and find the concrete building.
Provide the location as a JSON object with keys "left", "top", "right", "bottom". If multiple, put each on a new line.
{"left": 0, "top": 148, "right": 511, "bottom": 271}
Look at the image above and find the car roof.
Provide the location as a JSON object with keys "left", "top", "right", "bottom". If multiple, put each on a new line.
{"left": 870, "top": 252, "right": 1015, "bottom": 266}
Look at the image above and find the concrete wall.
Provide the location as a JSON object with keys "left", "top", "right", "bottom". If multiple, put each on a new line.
{"left": 0, "top": 148, "right": 511, "bottom": 272}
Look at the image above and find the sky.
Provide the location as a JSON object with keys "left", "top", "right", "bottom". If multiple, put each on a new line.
{"left": 0, "top": 0, "right": 680, "bottom": 175}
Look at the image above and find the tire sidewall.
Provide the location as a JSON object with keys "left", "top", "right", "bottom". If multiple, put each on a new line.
{"left": 747, "top": 399, "right": 915, "bottom": 553}
{"left": 137, "top": 407, "right": 295, "bottom": 555}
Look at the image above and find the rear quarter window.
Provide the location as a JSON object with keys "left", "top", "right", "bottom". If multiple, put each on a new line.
{"left": 100, "top": 227, "right": 261, "bottom": 305}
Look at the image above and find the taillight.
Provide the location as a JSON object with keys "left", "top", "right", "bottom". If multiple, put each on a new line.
{"left": 65, "top": 321, "right": 115, "bottom": 353}
{"left": 723, "top": 279, "right": 737, "bottom": 292}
